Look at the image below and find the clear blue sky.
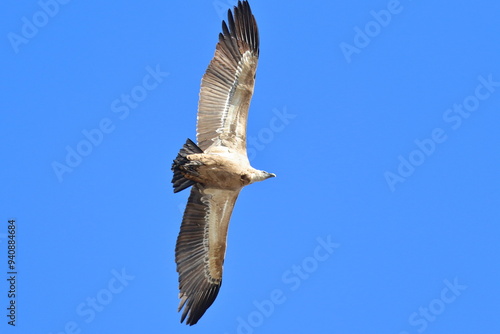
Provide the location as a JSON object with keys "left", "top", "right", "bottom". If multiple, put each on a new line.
{"left": 2, "top": 0, "right": 500, "bottom": 333}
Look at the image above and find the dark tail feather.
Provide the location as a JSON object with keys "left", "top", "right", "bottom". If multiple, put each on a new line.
{"left": 171, "top": 139, "right": 203, "bottom": 193}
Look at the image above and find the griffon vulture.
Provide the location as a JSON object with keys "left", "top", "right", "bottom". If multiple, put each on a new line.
{"left": 171, "top": 0, "right": 275, "bottom": 326}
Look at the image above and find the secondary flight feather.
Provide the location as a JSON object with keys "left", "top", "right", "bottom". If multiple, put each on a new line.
{"left": 171, "top": 0, "right": 275, "bottom": 326}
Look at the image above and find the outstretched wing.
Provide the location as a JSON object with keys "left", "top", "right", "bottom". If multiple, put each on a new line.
{"left": 175, "top": 184, "right": 240, "bottom": 325}
{"left": 197, "top": 0, "right": 259, "bottom": 154}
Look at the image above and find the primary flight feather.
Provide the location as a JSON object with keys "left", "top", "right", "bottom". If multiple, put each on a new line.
{"left": 171, "top": 0, "right": 275, "bottom": 326}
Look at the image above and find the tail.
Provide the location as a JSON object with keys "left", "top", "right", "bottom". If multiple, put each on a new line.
{"left": 171, "top": 138, "right": 203, "bottom": 193}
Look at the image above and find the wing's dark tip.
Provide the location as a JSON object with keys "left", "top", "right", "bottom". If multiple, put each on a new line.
{"left": 171, "top": 138, "right": 203, "bottom": 193}
{"left": 179, "top": 284, "right": 222, "bottom": 325}
{"left": 219, "top": 0, "right": 259, "bottom": 57}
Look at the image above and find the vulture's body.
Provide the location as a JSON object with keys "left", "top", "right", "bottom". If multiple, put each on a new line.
{"left": 171, "top": 0, "right": 274, "bottom": 326}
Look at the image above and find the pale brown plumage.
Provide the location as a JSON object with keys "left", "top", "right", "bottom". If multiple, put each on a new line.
{"left": 171, "top": 1, "right": 274, "bottom": 326}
